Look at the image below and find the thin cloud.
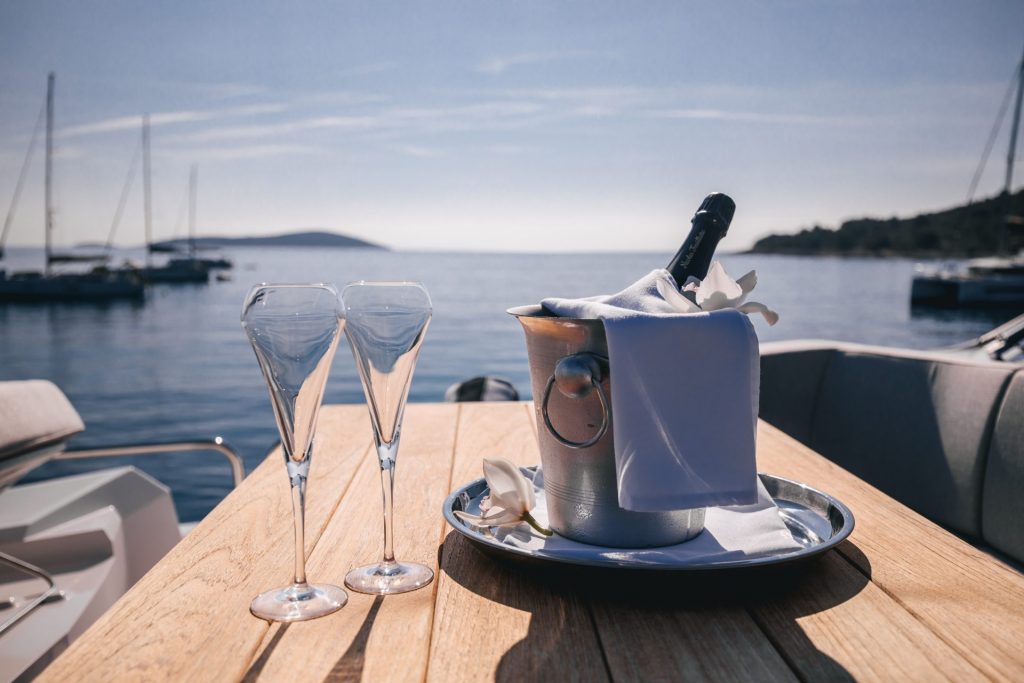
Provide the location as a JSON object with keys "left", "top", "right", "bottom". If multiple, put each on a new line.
{"left": 392, "top": 144, "right": 443, "bottom": 158}
{"left": 339, "top": 62, "right": 397, "bottom": 77}
{"left": 478, "top": 85, "right": 665, "bottom": 116}
{"left": 184, "top": 82, "right": 269, "bottom": 100}
{"left": 483, "top": 144, "right": 529, "bottom": 155}
{"left": 203, "top": 83, "right": 269, "bottom": 99}
{"left": 298, "top": 90, "right": 392, "bottom": 106}
{"left": 487, "top": 85, "right": 658, "bottom": 101}
{"left": 386, "top": 101, "right": 544, "bottom": 121}
{"left": 172, "top": 115, "right": 380, "bottom": 144}
{"left": 571, "top": 105, "right": 618, "bottom": 118}
{"left": 62, "top": 111, "right": 211, "bottom": 137}
{"left": 145, "top": 79, "right": 270, "bottom": 99}
{"left": 476, "top": 50, "right": 601, "bottom": 75}
{"left": 60, "top": 103, "right": 289, "bottom": 138}
{"left": 168, "top": 143, "right": 319, "bottom": 161}
{"left": 650, "top": 108, "right": 863, "bottom": 125}
{"left": 174, "top": 100, "right": 550, "bottom": 144}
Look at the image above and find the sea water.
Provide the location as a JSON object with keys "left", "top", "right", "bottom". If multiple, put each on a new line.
{"left": 0, "top": 247, "right": 1013, "bottom": 520}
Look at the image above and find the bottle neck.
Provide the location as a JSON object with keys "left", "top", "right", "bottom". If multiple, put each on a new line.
{"left": 667, "top": 215, "right": 726, "bottom": 284}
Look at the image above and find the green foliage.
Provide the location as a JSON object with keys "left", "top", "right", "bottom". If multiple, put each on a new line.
{"left": 749, "top": 190, "right": 1024, "bottom": 257}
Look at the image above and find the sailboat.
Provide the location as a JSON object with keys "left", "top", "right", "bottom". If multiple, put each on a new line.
{"left": 0, "top": 74, "right": 144, "bottom": 303}
{"left": 912, "top": 48, "right": 1024, "bottom": 308}
{"left": 137, "top": 116, "right": 209, "bottom": 285}
{"left": 144, "top": 157, "right": 233, "bottom": 272}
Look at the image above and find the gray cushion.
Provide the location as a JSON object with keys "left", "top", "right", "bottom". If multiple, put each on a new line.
{"left": 759, "top": 345, "right": 835, "bottom": 445}
{"left": 981, "top": 371, "right": 1024, "bottom": 563}
{"left": 0, "top": 380, "right": 84, "bottom": 460}
{"left": 810, "top": 352, "right": 1013, "bottom": 536}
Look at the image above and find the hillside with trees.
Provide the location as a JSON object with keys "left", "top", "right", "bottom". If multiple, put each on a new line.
{"left": 748, "top": 190, "right": 1024, "bottom": 257}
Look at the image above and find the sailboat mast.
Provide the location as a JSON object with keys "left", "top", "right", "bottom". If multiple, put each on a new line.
{"left": 999, "top": 51, "right": 1024, "bottom": 253}
{"left": 1006, "top": 52, "right": 1024, "bottom": 197}
{"left": 1001, "top": 46, "right": 1024, "bottom": 254}
{"left": 142, "top": 114, "right": 152, "bottom": 267}
{"left": 44, "top": 72, "right": 54, "bottom": 275}
{"left": 1, "top": 101, "right": 44, "bottom": 261}
{"left": 188, "top": 164, "right": 197, "bottom": 258}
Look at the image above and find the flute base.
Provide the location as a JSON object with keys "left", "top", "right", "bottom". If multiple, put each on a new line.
{"left": 250, "top": 582, "right": 348, "bottom": 622}
{"left": 344, "top": 561, "right": 434, "bottom": 595}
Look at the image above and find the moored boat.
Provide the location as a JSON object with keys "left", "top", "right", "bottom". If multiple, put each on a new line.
{"left": 0, "top": 267, "right": 143, "bottom": 303}
{"left": 196, "top": 254, "right": 233, "bottom": 270}
{"left": 911, "top": 256, "right": 1024, "bottom": 308}
{"left": 912, "top": 45, "right": 1024, "bottom": 309}
{"left": 135, "top": 121, "right": 211, "bottom": 285}
{"left": 139, "top": 256, "right": 209, "bottom": 284}
{"left": 0, "top": 74, "right": 145, "bottom": 304}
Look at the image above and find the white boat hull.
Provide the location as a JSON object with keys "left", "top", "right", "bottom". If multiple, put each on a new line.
{"left": 0, "top": 467, "right": 180, "bottom": 681}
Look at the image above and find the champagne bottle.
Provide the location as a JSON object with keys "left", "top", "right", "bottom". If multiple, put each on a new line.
{"left": 666, "top": 192, "right": 736, "bottom": 287}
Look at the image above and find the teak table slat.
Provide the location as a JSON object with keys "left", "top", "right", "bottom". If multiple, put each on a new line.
{"left": 40, "top": 403, "right": 1024, "bottom": 682}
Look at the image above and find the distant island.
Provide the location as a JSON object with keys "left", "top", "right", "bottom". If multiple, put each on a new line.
{"left": 748, "top": 189, "right": 1024, "bottom": 258}
{"left": 150, "top": 230, "right": 385, "bottom": 251}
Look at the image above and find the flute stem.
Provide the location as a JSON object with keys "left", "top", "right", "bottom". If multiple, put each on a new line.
{"left": 377, "top": 437, "right": 400, "bottom": 568}
{"left": 287, "top": 457, "right": 310, "bottom": 586}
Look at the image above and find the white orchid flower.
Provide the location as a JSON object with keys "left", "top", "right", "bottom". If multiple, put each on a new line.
{"left": 657, "top": 262, "right": 779, "bottom": 325}
{"left": 655, "top": 276, "right": 703, "bottom": 314}
{"left": 454, "top": 458, "right": 552, "bottom": 536}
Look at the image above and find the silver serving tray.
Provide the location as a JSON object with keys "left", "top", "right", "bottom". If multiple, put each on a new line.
{"left": 442, "top": 469, "right": 854, "bottom": 571}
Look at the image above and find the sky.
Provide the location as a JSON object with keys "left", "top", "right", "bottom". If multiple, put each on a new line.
{"left": 1, "top": 1, "right": 1023, "bottom": 252}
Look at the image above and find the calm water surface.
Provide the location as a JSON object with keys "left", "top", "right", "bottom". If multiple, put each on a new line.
{"left": 0, "top": 247, "right": 1015, "bottom": 520}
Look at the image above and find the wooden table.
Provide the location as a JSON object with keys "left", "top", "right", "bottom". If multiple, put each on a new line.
{"left": 41, "top": 403, "right": 1024, "bottom": 682}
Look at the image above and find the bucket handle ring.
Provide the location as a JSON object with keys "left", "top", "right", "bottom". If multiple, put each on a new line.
{"left": 541, "top": 353, "right": 610, "bottom": 450}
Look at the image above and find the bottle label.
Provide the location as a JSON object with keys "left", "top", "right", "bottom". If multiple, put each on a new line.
{"left": 678, "top": 228, "right": 705, "bottom": 269}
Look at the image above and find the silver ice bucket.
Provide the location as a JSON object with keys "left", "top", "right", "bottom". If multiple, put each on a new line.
{"left": 509, "top": 305, "right": 706, "bottom": 548}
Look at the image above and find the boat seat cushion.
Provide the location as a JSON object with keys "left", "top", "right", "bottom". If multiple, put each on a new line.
{"left": 808, "top": 352, "right": 1013, "bottom": 537}
{"left": 0, "top": 380, "right": 84, "bottom": 460}
{"left": 759, "top": 345, "right": 836, "bottom": 446}
{"left": 981, "top": 371, "right": 1024, "bottom": 563}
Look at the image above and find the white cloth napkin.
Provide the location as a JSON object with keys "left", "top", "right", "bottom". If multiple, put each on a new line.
{"left": 491, "top": 468, "right": 802, "bottom": 562}
{"left": 541, "top": 269, "right": 759, "bottom": 511}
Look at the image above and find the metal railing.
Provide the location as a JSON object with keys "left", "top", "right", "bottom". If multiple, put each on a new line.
{"left": 55, "top": 436, "right": 245, "bottom": 488}
{"left": 0, "top": 437, "right": 245, "bottom": 637}
{"left": 0, "top": 552, "right": 63, "bottom": 637}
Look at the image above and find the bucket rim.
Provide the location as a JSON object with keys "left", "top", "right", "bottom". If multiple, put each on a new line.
{"left": 507, "top": 304, "right": 602, "bottom": 324}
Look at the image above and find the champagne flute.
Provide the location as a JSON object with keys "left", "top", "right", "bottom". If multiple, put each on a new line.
{"left": 342, "top": 281, "right": 433, "bottom": 594}
{"left": 242, "top": 283, "right": 348, "bottom": 621}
